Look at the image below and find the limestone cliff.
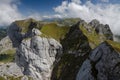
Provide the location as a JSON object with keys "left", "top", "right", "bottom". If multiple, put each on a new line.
{"left": 16, "top": 28, "right": 62, "bottom": 80}
{"left": 8, "top": 20, "right": 62, "bottom": 80}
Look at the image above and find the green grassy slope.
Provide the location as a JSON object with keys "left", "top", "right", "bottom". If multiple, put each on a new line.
{"left": 80, "top": 25, "right": 106, "bottom": 49}
{"left": 0, "top": 76, "right": 33, "bottom": 80}
{"left": 107, "top": 40, "right": 120, "bottom": 52}
{"left": 41, "top": 23, "right": 69, "bottom": 41}
{"left": 0, "top": 49, "right": 16, "bottom": 63}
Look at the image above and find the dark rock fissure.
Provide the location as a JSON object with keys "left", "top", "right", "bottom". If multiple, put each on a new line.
{"left": 90, "top": 61, "right": 98, "bottom": 79}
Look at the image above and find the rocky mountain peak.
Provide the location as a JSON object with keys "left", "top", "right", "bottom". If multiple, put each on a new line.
{"left": 89, "top": 19, "right": 113, "bottom": 40}
{"left": 89, "top": 19, "right": 100, "bottom": 28}
{"left": 61, "top": 21, "right": 91, "bottom": 54}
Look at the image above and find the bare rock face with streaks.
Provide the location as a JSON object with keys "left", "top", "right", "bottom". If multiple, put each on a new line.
{"left": 8, "top": 21, "right": 62, "bottom": 80}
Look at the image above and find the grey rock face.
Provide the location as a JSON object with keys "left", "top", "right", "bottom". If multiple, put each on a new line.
{"left": 89, "top": 19, "right": 113, "bottom": 40}
{"left": 8, "top": 26, "right": 62, "bottom": 80}
{"left": 89, "top": 19, "right": 100, "bottom": 28}
{"left": 0, "top": 36, "right": 14, "bottom": 53}
{"left": 0, "top": 63, "right": 31, "bottom": 80}
{"left": 8, "top": 20, "right": 62, "bottom": 80}
{"left": 0, "top": 62, "right": 30, "bottom": 80}
{"left": 76, "top": 59, "right": 95, "bottom": 80}
{"left": 0, "top": 63, "right": 23, "bottom": 77}
{"left": 76, "top": 42, "right": 120, "bottom": 80}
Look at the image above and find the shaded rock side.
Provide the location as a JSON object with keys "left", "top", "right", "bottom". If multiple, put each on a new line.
{"left": 51, "top": 21, "right": 91, "bottom": 80}
{"left": 76, "top": 42, "right": 120, "bottom": 80}
{"left": 10, "top": 27, "right": 62, "bottom": 80}
{"left": 61, "top": 21, "right": 91, "bottom": 54}
{"left": 7, "top": 19, "right": 40, "bottom": 48}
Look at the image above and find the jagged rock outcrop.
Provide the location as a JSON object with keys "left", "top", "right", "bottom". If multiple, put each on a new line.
{"left": 16, "top": 28, "right": 62, "bottom": 80}
{"left": 61, "top": 21, "right": 91, "bottom": 54}
{"left": 7, "top": 21, "right": 37, "bottom": 48}
{"left": 76, "top": 42, "right": 120, "bottom": 80}
{"left": 51, "top": 21, "right": 91, "bottom": 80}
{"left": 89, "top": 19, "right": 113, "bottom": 40}
{"left": 8, "top": 20, "right": 62, "bottom": 80}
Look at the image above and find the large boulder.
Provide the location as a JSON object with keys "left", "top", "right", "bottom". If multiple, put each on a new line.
{"left": 76, "top": 42, "right": 120, "bottom": 80}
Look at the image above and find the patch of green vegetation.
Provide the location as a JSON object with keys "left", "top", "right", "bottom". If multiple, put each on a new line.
{"left": 0, "top": 76, "right": 5, "bottom": 80}
{"left": 23, "top": 37, "right": 31, "bottom": 41}
{"left": 7, "top": 76, "right": 22, "bottom": 80}
{"left": 107, "top": 40, "right": 120, "bottom": 52}
{"left": 79, "top": 25, "right": 105, "bottom": 49}
{"left": 46, "top": 18, "right": 81, "bottom": 26}
{"left": 0, "top": 49, "right": 15, "bottom": 63}
{"left": 0, "top": 76, "right": 33, "bottom": 80}
{"left": 41, "top": 23, "right": 70, "bottom": 41}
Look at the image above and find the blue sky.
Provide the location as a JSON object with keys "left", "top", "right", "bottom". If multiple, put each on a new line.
{"left": 17, "top": 0, "right": 120, "bottom": 16}
{"left": 0, "top": 0, "right": 120, "bottom": 35}
{"left": 18, "top": 0, "right": 63, "bottom": 15}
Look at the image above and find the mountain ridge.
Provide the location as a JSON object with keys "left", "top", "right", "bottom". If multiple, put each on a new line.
{"left": 0, "top": 18, "right": 120, "bottom": 80}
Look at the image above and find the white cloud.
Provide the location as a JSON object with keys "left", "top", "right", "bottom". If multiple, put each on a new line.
{"left": 71, "top": 0, "right": 81, "bottom": 4}
{"left": 0, "top": 0, "right": 45, "bottom": 27}
{"left": 0, "top": 0, "right": 24, "bottom": 26}
{"left": 0, "top": 0, "right": 62, "bottom": 27}
{"left": 54, "top": 0, "right": 120, "bottom": 35}
{"left": 43, "top": 14, "right": 62, "bottom": 19}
